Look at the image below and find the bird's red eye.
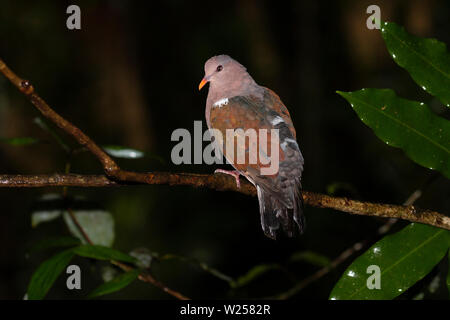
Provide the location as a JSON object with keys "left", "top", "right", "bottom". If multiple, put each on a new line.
{"left": 216, "top": 65, "right": 223, "bottom": 72}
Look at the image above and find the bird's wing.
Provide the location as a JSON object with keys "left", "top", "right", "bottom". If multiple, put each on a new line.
{"left": 261, "top": 87, "right": 296, "bottom": 139}
{"left": 209, "top": 89, "right": 304, "bottom": 207}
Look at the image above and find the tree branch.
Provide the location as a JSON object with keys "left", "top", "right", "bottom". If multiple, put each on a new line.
{"left": 0, "top": 173, "right": 449, "bottom": 230}
{"left": 271, "top": 182, "right": 429, "bottom": 300}
{"left": 0, "top": 57, "right": 449, "bottom": 231}
{"left": 111, "top": 260, "right": 189, "bottom": 300}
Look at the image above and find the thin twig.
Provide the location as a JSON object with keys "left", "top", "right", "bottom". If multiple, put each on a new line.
{"left": 66, "top": 208, "right": 94, "bottom": 245}
{"left": 110, "top": 260, "right": 189, "bottom": 300}
{"left": 58, "top": 149, "right": 188, "bottom": 300}
{"left": 1, "top": 54, "right": 448, "bottom": 300}
{"left": 62, "top": 158, "right": 94, "bottom": 244}
{"left": 0, "top": 57, "right": 449, "bottom": 231}
{"left": 271, "top": 181, "right": 431, "bottom": 299}
{"left": 65, "top": 198, "right": 189, "bottom": 300}
{"left": 0, "top": 173, "right": 449, "bottom": 230}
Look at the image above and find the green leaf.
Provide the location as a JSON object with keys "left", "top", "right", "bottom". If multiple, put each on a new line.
{"left": 73, "top": 245, "right": 137, "bottom": 264}
{"left": 381, "top": 22, "right": 450, "bottom": 107}
{"left": 289, "top": 251, "right": 331, "bottom": 267}
{"left": 0, "top": 137, "right": 40, "bottom": 146}
{"left": 31, "top": 210, "right": 62, "bottom": 228}
{"left": 338, "top": 89, "right": 450, "bottom": 179}
{"left": 103, "top": 145, "right": 145, "bottom": 159}
{"left": 102, "top": 145, "right": 165, "bottom": 164}
{"left": 413, "top": 269, "right": 447, "bottom": 300}
{"left": 31, "top": 194, "right": 64, "bottom": 227}
{"left": 231, "top": 264, "right": 283, "bottom": 289}
{"left": 29, "top": 236, "right": 81, "bottom": 254}
{"left": 329, "top": 223, "right": 450, "bottom": 300}
{"left": 88, "top": 269, "right": 139, "bottom": 298}
{"left": 63, "top": 210, "right": 115, "bottom": 247}
{"left": 27, "top": 249, "right": 75, "bottom": 300}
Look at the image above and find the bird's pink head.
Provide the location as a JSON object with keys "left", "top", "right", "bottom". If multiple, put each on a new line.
{"left": 199, "top": 55, "right": 251, "bottom": 91}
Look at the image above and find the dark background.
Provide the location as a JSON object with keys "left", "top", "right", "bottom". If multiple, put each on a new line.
{"left": 0, "top": 0, "right": 449, "bottom": 299}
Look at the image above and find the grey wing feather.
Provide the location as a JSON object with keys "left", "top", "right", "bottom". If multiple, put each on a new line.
{"left": 244, "top": 97, "right": 305, "bottom": 238}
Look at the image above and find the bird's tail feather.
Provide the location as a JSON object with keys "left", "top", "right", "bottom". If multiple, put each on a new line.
{"left": 256, "top": 185, "right": 305, "bottom": 239}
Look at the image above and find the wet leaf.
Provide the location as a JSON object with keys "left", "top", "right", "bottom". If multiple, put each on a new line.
{"left": 102, "top": 144, "right": 165, "bottom": 163}
{"left": 411, "top": 270, "right": 445, "bottom": 300}
{"left": 31, "top": 194, "right": 65, "bottom": 227}
{"left": 338, "top": 89, "right": 450, "bottom": 179}
{"left": 88, "top": 269, "right": 139, "bottom": 298}
{"left": 381, "top": 22, "right": 450, "bottom": 107}
{"left": 329, "top": 223, "right": 450, "bottom": 300}
{"left": 31, "top": 210, "right": 62, "bottom": 228}
{"left": 63, "top": 210, "right": 115, "bottom": 247}
{"left": 73, "top": 245, "right": 137, "bottom": 264}
{"left": 29, "top": 236, "right": 81, "bottom": 254}
{"left": 103, "top": 145, "right": 145, "bottom": 159}
{"left": 27, "top": 249, "right": 75, "bottom": 300}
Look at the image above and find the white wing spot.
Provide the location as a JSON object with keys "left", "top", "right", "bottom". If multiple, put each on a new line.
{"left": 284, "top": 138, "right": 297, "bottom": 144}
{"left": 213, "top": 98, "right": 229, "bottom": 108}
{"left": 271, "top": 116, "right": 285, "bottom": 126}
{"left": 281, "top": 138, "right": 297, "bottom": 151}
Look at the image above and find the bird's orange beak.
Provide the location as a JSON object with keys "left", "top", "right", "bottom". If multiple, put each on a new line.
{"left": 198, "top": 78, "right": 208, "bottom": 91}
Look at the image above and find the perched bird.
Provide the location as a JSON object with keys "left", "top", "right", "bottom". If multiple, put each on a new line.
{"left": 199, "top": 55, "right": 305, "bottom": 239}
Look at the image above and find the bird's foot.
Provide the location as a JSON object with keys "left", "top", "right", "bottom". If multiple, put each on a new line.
{"left": 214, "top": 169, "right": 241, "bottom": 189}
